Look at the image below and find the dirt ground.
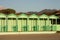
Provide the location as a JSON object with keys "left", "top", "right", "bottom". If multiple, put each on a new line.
{"left": 0, "top": 33, "right": 60, "bottom": 40}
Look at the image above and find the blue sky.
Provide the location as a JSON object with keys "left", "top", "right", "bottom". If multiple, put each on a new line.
{"left": 0, "top": 0, "right": 60, "bottom": 12}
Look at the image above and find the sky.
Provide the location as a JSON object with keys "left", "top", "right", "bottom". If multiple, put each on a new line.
{"left": 0, "top": 0, "right": 60, "bottom": 12}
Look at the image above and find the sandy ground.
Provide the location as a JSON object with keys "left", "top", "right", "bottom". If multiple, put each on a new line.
{"left": 0, "top": 33, "right": 60, "bottom": 40}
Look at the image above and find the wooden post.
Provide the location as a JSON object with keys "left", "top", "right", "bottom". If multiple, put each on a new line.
{"left": 6, "top": 16, "right": 8, "bottom": 32}
{"left": 51, "top": 19, "right": 53, "bottom": 31}
{"left": 56, "top": 18, "right": 57, "bottom": 31}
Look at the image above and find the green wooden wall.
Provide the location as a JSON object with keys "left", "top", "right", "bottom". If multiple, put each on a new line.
{"left": 0, "top": 13, "right": 59, "bottom": 32}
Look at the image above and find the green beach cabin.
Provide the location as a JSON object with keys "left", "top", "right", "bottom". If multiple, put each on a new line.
{"left": 0, "top": 13, "right": 60, "bottom": 32}
{"left": 0, "top": 13, "right": 8, "bottom": 32}
{"left": 17, "top": 13, "right": 28, "bottom": 32}
{"left": 28, "top": 14, "right": 39, "bottom": 31}
{"left": 7, "top": 13, "right": 18, "bottom": 32}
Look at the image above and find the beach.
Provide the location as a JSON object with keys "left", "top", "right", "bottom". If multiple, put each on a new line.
{"left": 0, "top": 33, "right": 60, "bottom": 40}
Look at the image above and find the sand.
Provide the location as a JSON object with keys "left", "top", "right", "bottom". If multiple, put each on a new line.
{"left": 0, "top": 33, "right": 60, "bottom": 40}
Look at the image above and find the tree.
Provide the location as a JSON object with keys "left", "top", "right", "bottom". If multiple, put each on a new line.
{"left": 39, "top": 9, "right": 58, "bottom": 15}
{"left": 0, "top": 8, "right": 16, "bottom": 15}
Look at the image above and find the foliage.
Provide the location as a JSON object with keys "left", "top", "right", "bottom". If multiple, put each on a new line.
{"left": 0, "top": 8, "right": 16, "bottom": 15}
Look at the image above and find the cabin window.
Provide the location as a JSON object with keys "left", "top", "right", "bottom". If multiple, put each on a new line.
{"left": 29, "top": 18, "right": 33, "bottom": 20}
{"left": 39, "top": 18, "right": 47, "bottom": 20}
{"left": 18, "top": 18, "right": 27, "bottom": 20}
{"left": 18, "top": 18, "right": 22, "bottom": 20}
{"left": 29, "top": 18, "right": 37, "bottom": 20}
{"left": 49, "top": 19, "right": 56, "bottom": 24}
{"left": 8, "top": 18, "right": 16, "bottom": 20}
{"left": 50, "top": 19, "right": 60, "bottom": 24}
{"left": 0, "top": 18, "right": 5, "bottom": 20}
{"left": 57, "top": 19, "right": 60, "bottom": 24}
{"left": 34, "top": 18, "right": 38, "bottom": 20}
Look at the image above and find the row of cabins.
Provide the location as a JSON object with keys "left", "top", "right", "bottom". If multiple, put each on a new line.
{"left": 0, "top": 13, "right": 60, "bottom": 32}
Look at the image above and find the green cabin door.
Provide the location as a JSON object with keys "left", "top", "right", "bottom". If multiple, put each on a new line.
{"left": 21, "top": 18, "right": 28, "bottom": 32}
{"left": 0, "top": 18, "right": 8, "bottom": 32}
{"left": 40, "top": 18, "right": 47, "bottom": 31}
{"left": 29, "top": 18, "right": 38, "bottom": 31}
{"left": 32, "top": 18, "right": 39, "bottom": 31}
{"left": 0, "top": 18, "right": 2, "bottom": 32}
{"left": 8, "top": 18, "right": 18, "bottom": 32}
{"left": 12, "top": 18, "right": 18, "bottom": 32}
{"left": 50, "top": 19, "right": 57, "bottom": 31}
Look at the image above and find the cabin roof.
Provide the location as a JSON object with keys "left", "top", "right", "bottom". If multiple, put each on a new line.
{"left": 0, "top": 13, "right": 6, "bottom": 18}
{"left": 0, "top": 12, "right": 60, "bottom": 18}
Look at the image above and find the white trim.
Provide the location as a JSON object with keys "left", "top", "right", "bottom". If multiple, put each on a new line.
{"left": 0, "top": 31, "right": 56, "bottom": 35}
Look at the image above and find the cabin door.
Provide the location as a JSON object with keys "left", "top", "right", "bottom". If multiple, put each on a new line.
{"left": 21, "top": 18, "right": 28, "bottom": 32}
{"left": 0, "top": 18, "right": 8, "bottom": 32}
